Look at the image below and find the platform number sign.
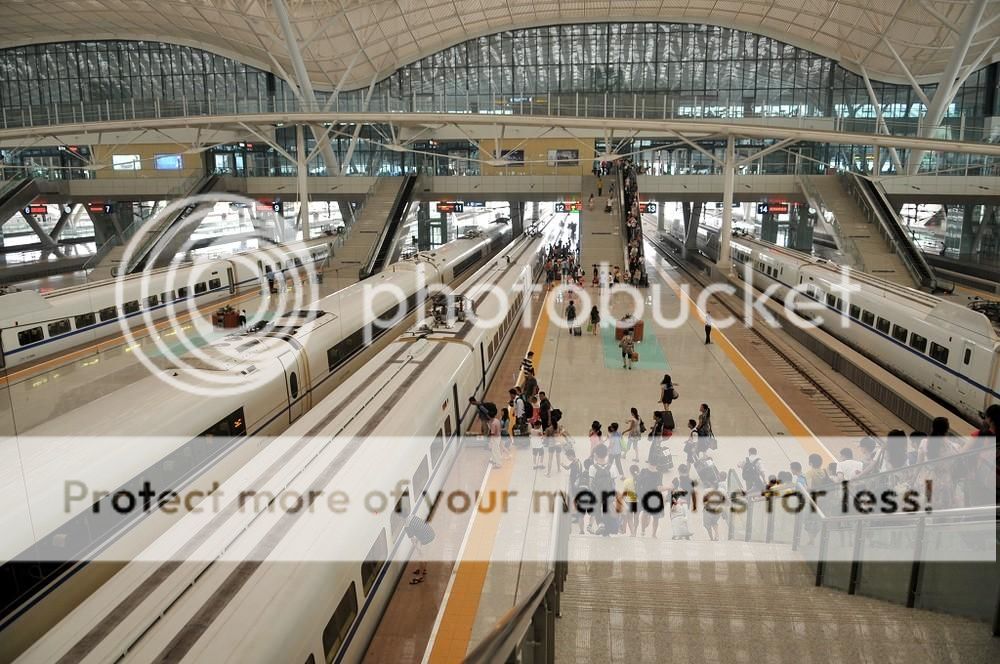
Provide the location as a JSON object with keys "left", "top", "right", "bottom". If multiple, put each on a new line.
{"left": 638, "top": 202, "right": 657, "bottom": 214}
{"left": 757, "top": 202, "right": 789, "bottom": 215}
{"left": 87, "top": 202, "right": 114, "bottom": 214}
{"left": 555, "top": 201, "right": 581, "bottom": 213}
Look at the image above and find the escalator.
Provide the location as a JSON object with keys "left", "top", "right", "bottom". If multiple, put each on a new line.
{"left": 359, "top": 175, "right": 417, "bottom": 279}
{"left": 844, "top": 173, "right": 950, "bottom": 292}
{"left": 0, "top": 177, "right": 39, "bottom": 226}
{"left": 123, "top": 174, "right": 220, "bottom": 273}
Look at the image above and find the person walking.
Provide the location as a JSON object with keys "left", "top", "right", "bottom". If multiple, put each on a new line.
{"left": 487, "top": 411, "right": 504, "bottom": 469}
{"left": 238, "top": 309, "right": 247, "bottom": 328}
{"left": 704, "top": 312, "right": 713, "bottom": 344}
{"left": 623, "top": 465, "right": 640, "bottom": 536}
{"left": 623, "top": 407, "right": 643, "bottom": 462}
{"left": 589, "top": 305, "right": 600, "bottom": 335}
{"left": 659, "top": 374, "right": 677, "bottom": 410}
{"left": 619, "top": 331, "right": 635, "bottom": 370}
{"left": 607, "top": 422, "right": 625, "bottom": 477}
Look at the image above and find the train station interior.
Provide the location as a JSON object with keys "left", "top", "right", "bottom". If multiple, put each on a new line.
{"left": 0, "top": 2, "right": 998, "bottom": 663}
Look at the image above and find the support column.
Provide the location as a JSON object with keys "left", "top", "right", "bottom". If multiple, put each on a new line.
{"left": 760, "top": 213, "right": 779, "bottom": 243}
{"left": 719, "top": 135, "right": 735, "bottom": 269}
{"left": 296, "top": 124, "right": 310, "bottom": 241}
{"left": 50, "top": 205, "right": 72, "bottom": 241}
{"left": 682, "top": 202, "right": 702, "bottom": 260}
{"left": 416, "top": 201, "right": 431, "bottom": 251}
{"left": 787, "top": 204, "right": 815, "bottom": 252}
{"left": 656, "top": 202, "right": 665, "bottom": 232}
{"left": 509, "top": 201, "right": 525, "bottom": 238}
{"left": 20, "top": 211, "right": 64, "bottom": 258}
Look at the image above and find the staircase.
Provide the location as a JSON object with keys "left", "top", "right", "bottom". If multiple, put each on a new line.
{"left": 556, "top": 549, "right": 998, "bottom": 663}
{"left": 325, "top": 177, "right": 407, "bottom": 289}
{"left": 803, "top": 175, "right": 915, "bottom": 287}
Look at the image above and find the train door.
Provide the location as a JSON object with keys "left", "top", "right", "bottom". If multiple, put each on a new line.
{"left": 0, "top": 334, "right": 5, "bottom": 370}
{"left": 279, "top": 352, "right": 307, "bottom": 423}
{"left": 227, "top": 266, "right": 236, "bottom": 294}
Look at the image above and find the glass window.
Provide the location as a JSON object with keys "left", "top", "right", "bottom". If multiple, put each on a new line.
{"left": 390, "top": 491, "right": 410, "bottom": 539}
{"left": 909, "top": 332, "right": 928, "bottom": 353}
{"left": 194, "top": 282, "right": 207, "bottom": 294}
{"left": 48, "top": 319, "right": 71, "bottom": 336}
{"left": 146, "top": 295, "right": 159, "bottom": 308}
{"left": 208, "top": 278, "right": 222, "bottom": 289}
{"left": 322, "top": 582, "right": 358, "bottom": 663}
{"left": 99, "top": 306, "right": 118, "bottom": 321}
{"left": 891, "top": 324, "right": 908, "bottom": 343}
{"left": 430, "top": 431, "right": 444, "bottom": 465}
{"left": 327, "top": 347, "right": 339, "bottom": 372}
{"left": 112, "top": 154, "right": 141, "bottom": 170}
{"left": 177, "top": 286, "right": 189, "bottom": 298}
{"left": 860, "top": 310, "right": 875, "bottom": 326}
{"left": 875, "top": 317, "right": 890, "bottom": 333}
{"left": 929, "top": 342, "right": 949, "bottom": 364}
{"left": 361, "top": 530, "right": 388, "bottom": 595}
{"left": 74, "top": 312, "right": 96, "bottom": 328}
{"left": 17, "top": 327, "right": 44, "bottom": 346}
{"left": 412, "top": 458, "right": 429, "bottom": 495}
{"left": 289, "top": 372, "right": 299, "bottom": 399}
{"left": 963, "top": 347, "right": 972, "bottom": 365}
{"left": 122, "top": 300, "right": 140, "bottom": 315}
{"left": 849, "top": 304, "right": 861, "bottom": 319}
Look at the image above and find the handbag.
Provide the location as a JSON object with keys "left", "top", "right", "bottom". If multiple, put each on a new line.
{"left": 630, "top": 351, "right": 639, "bottom": 361}
{"left": 587, "top": 321, "right": 593, "bottom": 332}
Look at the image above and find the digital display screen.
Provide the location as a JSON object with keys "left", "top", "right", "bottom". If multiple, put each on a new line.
{"left": 87, "top": 202, "right": 114, "bottom": 214}
{"left": 554, "top": 201, "right": 581, "bottom": 213}
{"left": 24, "top": 204, "right": 48, "bottom": 215}
{"left": 112, "top": 154, "right": 141, "bottom": 171}
{"left": 547, "top": 149, "right": 579, "bottom": 166}
{"left": 154, "top": 154, "right": 183, "bottom": 170}
{"left": 500, "top": 149, "right": 524, "bottom": 164}
{"left": 435, "top": 201, "right": 464, "bottom": 213}
{"left": 757, "top": 202, "right": 789, "bottom": 215}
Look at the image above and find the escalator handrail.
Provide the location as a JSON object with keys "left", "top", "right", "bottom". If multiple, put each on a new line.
{"left": 360, "top": 175, "right": 416, "bottom": 279}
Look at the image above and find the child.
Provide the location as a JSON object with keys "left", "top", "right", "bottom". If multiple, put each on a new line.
{"left": 530, "top": 420, "right": 545, "bottom": 469}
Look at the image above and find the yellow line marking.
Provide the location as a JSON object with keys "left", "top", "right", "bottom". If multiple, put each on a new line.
{"left": 427, "top": 291, "right": 552, "bottom": 663}
{"left": 653, "top": 262, "right": 834, "bottom": 461}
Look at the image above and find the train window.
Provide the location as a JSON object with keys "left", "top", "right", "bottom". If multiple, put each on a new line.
{"left": 891, "top": 325, "right": 908, "bottom": 343}
{"left": 74, "top": 312, "right": 96, "bottom": 328}
{"left": 963, "top": 348, "right": 972, "bottom": 365}
{"left": 161, "top": 292, "right": 171, "bottom": 304}
{"left": 361, "top": 530, "right": 388, "bottom": 595}
{"left": 860, "top": 310, "right": 875, "bottom": 326}
{"left": 146, "top": 295, "right": 159, "bottom": 308}
{"left": 327, "top": 347, "right": 339, "bottom": 372}
{"left": 208, "top": 278, "right": 222, "bottom": 290}
{"left": 194, "top": 282, "right": 208, "bottom": 295}
{"left": 99, "top": 306, "right": 118, "bottom": 321}
{"left": 201, "top": 408, "right": 247, "bottom": 437}
{"left": 929, "top": 343, "right": 949, "bottom": 364}
{"left": 849, "top": 304, "right": 861, "bottom": 320}
{"left": 825, "top": 294, "right": 837, "bottom": 308}
{"left": 177, "top": 286, "right": 189, "bottom": 298}
{"left": 47, "top": 319, "right": 71, "bottom": 337}
{"left": 909, "top": 333, "right": 928, "bottom": 353}
{"left": 123, "top": 300, "right": 140, "bottom": 315}
{"left": 835, "top": 298, "right": 844, "bottom": 312}
{"left": 430, "top": 431, "right": 444, "bottom": 464}
{"left": 294, "top": 257, "right": 303, "bottom": 267}
{"left": 412, "top": 457, "right": 429, "bottom": 496}
{"left": 289, "top": 372, "right": 299, "bottom": 399}
{"left": 390, "top": 491, "right": 410, "bottom": 539}
{"left": 322, "top": 582, "right": 358, "bottom": 663}
{"left": 17, "top": 327, "right": 43, "bottom": 346}
{"left": 875, "top": 317, "right": 891, "bottom": 334}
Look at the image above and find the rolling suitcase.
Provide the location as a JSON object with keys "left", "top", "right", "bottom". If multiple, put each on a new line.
{"left": 694, "top": 457, "right": 723, "bottom": 486}
{"left": 632, "top": 320, "right": 644, "bottom": 342}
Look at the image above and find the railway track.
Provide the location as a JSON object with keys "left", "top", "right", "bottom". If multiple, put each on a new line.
{"left": 644, "top": 233, "right": 882, "bottom": 440}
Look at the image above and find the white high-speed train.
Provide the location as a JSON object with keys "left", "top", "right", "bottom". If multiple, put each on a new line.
{"left": 730, "top": 236, "right": 1000, "bottom": 422}
{"left": 12, "top": 222, "right": 550, "bottom": 664}
{"left": 0, "top": 239, "right": 335, "bottom": 370}
{"left": 0, "top": 224, "right": 514, "bottom": 625}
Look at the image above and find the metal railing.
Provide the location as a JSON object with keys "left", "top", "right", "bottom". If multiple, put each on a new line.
{"left": 725, "top": 444, "right": 998, "bottom": 633}
{"left": 461, "top": 498, "right": 571, "bottom": 664}
{"left": 1, "top": 95, "right": 996, "bottom": 147}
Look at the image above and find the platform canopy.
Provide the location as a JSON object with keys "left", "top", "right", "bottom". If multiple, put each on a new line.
{"left": 2, "top": 0, "right": 999, "bottom": 92}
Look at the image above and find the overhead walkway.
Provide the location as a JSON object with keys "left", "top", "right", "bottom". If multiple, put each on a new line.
{"left": 324, "top": 176, "right": 411, "bottom": 289}
{"left": 799, "top": 175, "right": 920, "bottom": 287}
{"left": 578, "top": 176, "right": 623, "bottom": 275}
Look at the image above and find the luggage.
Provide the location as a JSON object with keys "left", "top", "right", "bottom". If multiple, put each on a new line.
{"left": 670, "top": 507, "right": 692, "bottom": 540}
{"left": 630, "top": 351, "right": 639, "bottom": 362}
{"left": 661, "top": 410, "right": 675, "bottom": 431}
{"left": 632, "top": 320, "right": 644, "bottom": 342}
{"left": 694, "top": 457, "right": 723, "bottom": 486}
{"left": 572, "top": 326, "right": 582, "bottom": 336}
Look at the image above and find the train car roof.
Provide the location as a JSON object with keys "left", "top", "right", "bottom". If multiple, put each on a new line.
{"left": 0, "top": 290, "right": 52, "bottom": 322}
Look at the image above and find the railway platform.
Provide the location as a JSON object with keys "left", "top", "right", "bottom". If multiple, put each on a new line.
{"left": 362, "top": 246, "right": 998, "bottom": 662}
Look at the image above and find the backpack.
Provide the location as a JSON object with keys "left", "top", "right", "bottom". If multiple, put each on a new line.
{"left": 483, "top": 402, "right": 498, "bottom": 418}
{"left": 592, "top": 461, "right": 615, "bottom": 495}
{"left": 639, "top": 419, "right": 646, "bottom": 434}
{"left": 742, "top": 457, "right": 764, "bottom": 490}
{"left": 523, "top": 400, "right": 534, "bottom": 419}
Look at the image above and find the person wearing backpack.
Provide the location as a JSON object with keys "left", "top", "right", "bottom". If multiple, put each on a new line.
{"left": 659, "top": 374, "right": 678, "bottom": 411}
{"left": 562, "top": 449, "right": 586, "bottom": 534}
{"left": 739, "top": 447, "right": 766, "bottom": 493}
{"left": 588, "top": 443, "right": 618, "bottom": 536}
